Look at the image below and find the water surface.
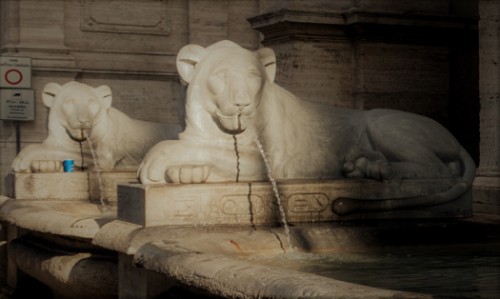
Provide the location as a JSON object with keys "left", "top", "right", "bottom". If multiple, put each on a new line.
{"left": 248, "top": 246, "right": 500, "bottom": 298}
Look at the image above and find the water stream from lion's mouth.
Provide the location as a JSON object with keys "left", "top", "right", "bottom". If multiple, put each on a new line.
{"left": 83, "top": 131, "right": 107, "bottom": 212}
{"left": 233, "top": 134, "right": 240, "bottom": 182}
{"left": 255, "top": 139, "right": 292, "bottom": 252}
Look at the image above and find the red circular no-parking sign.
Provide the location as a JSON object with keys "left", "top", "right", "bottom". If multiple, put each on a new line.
{"left": 4, "top": 69, "right": 23, "bottom": 85}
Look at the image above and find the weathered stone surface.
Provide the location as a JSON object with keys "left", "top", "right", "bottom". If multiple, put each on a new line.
{"left": 118, "top": 179, "right": 472, "bottom": 228}
{"left": 5, "top": 171, "right": 137, "bottom": 203}
{"left": 0, "top": 199, "right": 113, "bottom": 238}
{"left": 10, "top": 238, "right": 117, "bottom": 299}
{"left": 135, "top": 243, "right": 430, "bottom": 299}
{"left": 92, "top": 215, "right": 500, "bottom": 299}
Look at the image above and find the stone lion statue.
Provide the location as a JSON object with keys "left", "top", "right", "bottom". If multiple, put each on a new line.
{"left": 138, "top": 40, "right": 475, "bottom": 214}
{"left": 12, "top": 81, "right": 181, "bottom": 172}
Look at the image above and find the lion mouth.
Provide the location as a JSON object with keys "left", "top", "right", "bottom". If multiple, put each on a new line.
{"left": 215, "top": 111, "right": 254, "bottom": 134}
{"left": 67, "top": 129, "right": 89, "bottom": 142}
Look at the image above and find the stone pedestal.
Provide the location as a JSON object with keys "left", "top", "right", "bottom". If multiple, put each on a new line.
{"left": 117, "top": 179, "right": 472, "bottom": 228}
{"left": 5, "top": 171, "right": 137, "bottom": 203}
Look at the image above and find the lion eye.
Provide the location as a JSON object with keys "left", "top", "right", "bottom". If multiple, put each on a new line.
{"left": 208, "top": 72, "right": 226, "bottom": 95}
{"left": 247, "top": 71, "right": 263, "bottom": 92}
{"left": 88, "top": 99, "right": 100, "bottom": 115}
{"left": 248, "top": 70, "right": 262, "bottom": 79}
{"left": 62, "top": 98, "right": 75, "bottom": 116}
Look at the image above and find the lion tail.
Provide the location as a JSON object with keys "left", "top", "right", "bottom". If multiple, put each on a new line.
{"left": 332, "top": 148, "right": 476, "bottom": 216}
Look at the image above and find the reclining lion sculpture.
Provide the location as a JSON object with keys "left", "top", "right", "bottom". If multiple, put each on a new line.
{"left": 138, "top": 40, "right": 475, "bottom": 214}
{"left": 12, "top": 81, "right": 181, "bottom": 172}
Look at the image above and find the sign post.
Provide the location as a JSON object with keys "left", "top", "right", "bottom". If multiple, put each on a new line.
{"left": 0, "top": 56, "right": 33, "bottom": 153}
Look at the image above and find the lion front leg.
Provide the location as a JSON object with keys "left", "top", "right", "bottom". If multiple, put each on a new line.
{"left": 138, "top": 140, "right": 264, "bottom": 184}
{"left": 12, "top": 142, "right": 82, "bottom": 173}
{"left": 137, "top": 141, "right": 213, "bottom": 184}
{"left": 138, "top": 140, "right": 210, "bottom": 184}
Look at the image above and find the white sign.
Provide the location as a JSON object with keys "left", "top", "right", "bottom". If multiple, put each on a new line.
{"left": 0, "top": 89, "right": 35, "bottom": 121}
{"left": 0, "top": 57, "right": 32, "bottom": 88}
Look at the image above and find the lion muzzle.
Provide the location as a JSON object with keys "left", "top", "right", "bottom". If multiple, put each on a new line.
{"left": 216, "top": 111, "right": 254, "bottom": 134}
{"left": 67, "top": 128, "right": 89, "bottom": 142}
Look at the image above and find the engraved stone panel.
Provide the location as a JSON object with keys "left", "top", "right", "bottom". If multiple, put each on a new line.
{"left": 6, "top": 171, "right": 137, "bottom": 202}
{"left": 117, "top": 179, "right": 472, "bottom": 228}
{"left": 81, "top": 0, "right": 171, "bottom": 35}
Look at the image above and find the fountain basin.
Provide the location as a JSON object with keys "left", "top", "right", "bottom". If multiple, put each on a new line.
{"left": 0, "top": 177, "right": 482, "bottom": 299}
{"left": 118, "top": 178, "right": 472, "bottom": 227}
{"left": 92, "top": 216, "right": 500, "bottom": 298}
{"left": 0, "top": 193, "right": 497, "bottom": 298}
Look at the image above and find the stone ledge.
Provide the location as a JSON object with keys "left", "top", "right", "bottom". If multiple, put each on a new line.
{"left": 0, "top": 199, "right": 113, "bottom": 238}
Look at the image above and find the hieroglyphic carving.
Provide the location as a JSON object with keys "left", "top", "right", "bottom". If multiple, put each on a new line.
{"left": 220, "top": 194, "right": 264, "bottom": 216}
{"left": 288, "top": 193, "right": 329, "bottom": 213}
{"left": 81, "top": 0, "right": 171, "bottom": 35}
{"left": 172, "top": 197, "right": 199, "bottom": 218}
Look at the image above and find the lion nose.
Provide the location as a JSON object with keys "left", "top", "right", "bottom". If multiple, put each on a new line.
{"left": 234, "top": 95, "right": 251, "bottom": 111}
{"left": 235, "top": 103, "right": 250, "bottom": 111}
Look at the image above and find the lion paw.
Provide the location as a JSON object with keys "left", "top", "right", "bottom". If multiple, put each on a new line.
{"left": 166, "top": 165, "right": 211, "bottom": 184}
{"left": 343, "top": 157, "right": 395, "bottom": 180}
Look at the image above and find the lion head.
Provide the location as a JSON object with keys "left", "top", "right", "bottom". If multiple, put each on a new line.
{"left": 42, "top": 81, "right": 112, "bottom": 142}
{"left": 176, "top": 40, "right": 277, "bottom": 135}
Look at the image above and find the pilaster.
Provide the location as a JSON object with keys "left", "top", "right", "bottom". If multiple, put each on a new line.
{"left": 474, "top": 0, "right": 500, "bottom": 215}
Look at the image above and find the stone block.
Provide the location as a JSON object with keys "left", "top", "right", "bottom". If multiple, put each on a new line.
{"left": 5, "top": 171, "right": 137, "bottom": 203}
{"left": 118, "top": 179, "right": 472, "bottom": 227}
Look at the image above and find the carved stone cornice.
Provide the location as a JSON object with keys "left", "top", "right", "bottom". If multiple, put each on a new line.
{"left": 248, "top": 8, "right": 478, "bottom": 45}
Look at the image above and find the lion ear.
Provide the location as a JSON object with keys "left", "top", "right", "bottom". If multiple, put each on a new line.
{"left": 42, "top": 83, "right": 62, "bottom": 108}
{"left": 256, "top": 48, "right": 277, "bottom": 83}
{"left": 95, "top": 85, "right": 112, "bottom": 108}
{"left": 176, "top": 44, "right": 206, "bottom": 85}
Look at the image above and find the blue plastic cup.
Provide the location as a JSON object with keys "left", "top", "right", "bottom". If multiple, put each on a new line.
{"left": 63, "top": 159, "right": 74, "bottom": 172}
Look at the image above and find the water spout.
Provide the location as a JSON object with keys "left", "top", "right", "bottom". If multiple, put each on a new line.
{"left": 83, "top": 131, "right": 108, "bottom": 212}
{"left": 233, "top": 134, "right": 240, "bottom": 182}
{"left": 255, "top": 139, "right": 292, "bottom": 252}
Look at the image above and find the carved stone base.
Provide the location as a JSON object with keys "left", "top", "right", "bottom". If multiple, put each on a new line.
{"left": 118, "top": 179, "right": 473, "bottom": 227}
{"left": 5, "top": 171, "right": 138, "bottom": 203}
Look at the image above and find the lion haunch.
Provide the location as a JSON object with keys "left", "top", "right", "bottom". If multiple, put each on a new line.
{"left": 12, "top": 81, "right": 181, "bottom": 172}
